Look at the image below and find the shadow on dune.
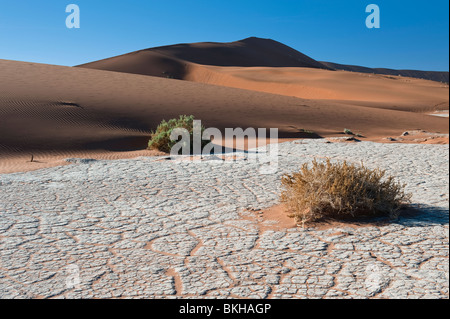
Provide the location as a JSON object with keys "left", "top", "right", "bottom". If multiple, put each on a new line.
{"left": 78, "top": 51, "right": 190, "bottom": 80}
{"left": 85, "top": 136, "right": 151, "bottom": 152}
{"left": 77, "top": 37, "right": 330, "bottom": 78}
{"left": 280, "top": 130, "right": 323, "bottom": 139}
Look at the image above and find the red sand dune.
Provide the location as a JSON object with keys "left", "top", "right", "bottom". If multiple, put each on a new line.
{"left": 184, "top": 64, "right": 449, "bottom": 113}
{"left": 78, "top": 37, "right": 330, "bottom": 79}
{"left": 78, "top": 37, "right": 449, "bottom": 84}
{"left": 79, "top": 37, "right": 449, "bottom": 113}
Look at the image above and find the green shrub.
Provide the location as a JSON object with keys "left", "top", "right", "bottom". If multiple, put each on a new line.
{"left": 344, "top": 128, "right": 364, "bottom": 137}
{"left": 281, "top": 159, "right": 411, "bottom": 225}
{"left": 344, "top": 128, "right": 354, "bottom": 135}
{"left": 344, "top": 129, "right": 364, "bottom": 138}
{"left": 148, "top": 115, "right": 210, "bottom": 154}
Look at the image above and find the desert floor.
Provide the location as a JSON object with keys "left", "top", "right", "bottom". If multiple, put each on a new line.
{"left": 0, "top": 140, "right": 448, "bottom": 299}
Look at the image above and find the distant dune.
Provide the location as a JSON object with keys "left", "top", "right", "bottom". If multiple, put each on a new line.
{"left": 321, "top": 61, "right": 449, "bottom": 84}
{"left": 184, "top": 64, "right": 449, "bottom": 112}
{"left": 78, "top": 37, "right": 449, "bottom": 83}
{"left": 77, "top": 37, "right": 330, "bottom": 80}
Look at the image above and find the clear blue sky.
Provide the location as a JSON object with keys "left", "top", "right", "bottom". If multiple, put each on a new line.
{"left": 0, "top": 0, "right": 448, "bottom": 71}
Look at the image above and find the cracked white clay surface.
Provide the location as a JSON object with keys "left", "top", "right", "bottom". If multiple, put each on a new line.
{"left": 0, "top": 140, "right": 448, "bottom": 299}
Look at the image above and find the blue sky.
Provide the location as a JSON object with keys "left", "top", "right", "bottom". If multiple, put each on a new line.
{"left": 0, "top": 0, "right": 448, "bottom": 71}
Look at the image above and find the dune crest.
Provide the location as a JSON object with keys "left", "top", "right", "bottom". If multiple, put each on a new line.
{"left": 78, "top": 37, "right": 330, "bottom": 78}
{"left": 78, "top": 37, "right": 448, "bottom": 84}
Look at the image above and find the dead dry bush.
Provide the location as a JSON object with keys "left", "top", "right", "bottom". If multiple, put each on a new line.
{"left": 281, "top": 159, "right": 411, "bottom": 225}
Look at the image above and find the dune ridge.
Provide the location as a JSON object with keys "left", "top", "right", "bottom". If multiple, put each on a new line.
{"left": 78, "top": 37, "right": 449, "bottom": 84}
{"left": 77, "top": 37, "right": 330, "bottom": 80}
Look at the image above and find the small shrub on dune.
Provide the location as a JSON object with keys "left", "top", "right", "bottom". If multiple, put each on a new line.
{"left": 344, "top": 128, "right": 354, "bottom": 135}
{"left": 281, "top": 159, "right": 411, "bottom": 225}
{"left": 344, "top": 128, "right": 364, "bottom": 138}
{"left": 148, "top": 115, "right": 210, "bottom": 154}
